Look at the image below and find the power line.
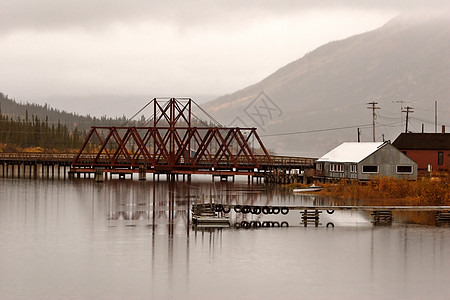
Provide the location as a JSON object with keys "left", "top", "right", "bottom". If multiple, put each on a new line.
{"left": 260, "top": 123, "right": 373, "bottom": 137}
{"left": 376, "top": 121, "right": 403, "bottom": 127}
{"left": 261, "top": 120, "right": 404, "bottom": 138}
{"left": 377, "top": 114, "right": 400, "bottom": 121}
{"left": 411, "top": 116, "right": 449, "bottom": 126}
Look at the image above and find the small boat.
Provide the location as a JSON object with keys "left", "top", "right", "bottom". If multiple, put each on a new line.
{"left": 191, "top": 203, "right": 230, "bottom": 227}
{"left": 192, "top": 215, "right": 230, "bottom": 227}
{"left": 293, "top": 184, "right": 323, "bottom": 193}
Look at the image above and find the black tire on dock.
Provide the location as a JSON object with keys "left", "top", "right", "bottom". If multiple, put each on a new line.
{"left": 262, "top": 206, "right": 271, "bottom": 215}
{"left": 222, "top": 205, "right": 231, "bottom": 213}
{"left": 280, "top": 221, "right": 289, "bottom": 227}
{"left": 234, "top": 205, "right": 242, "bottom": 213}
{"left": 234, "top": 222, "right": 241, "bottom": 229}
{"left": 214, "top": 204, "right": 223, "bottom": 212}
{"left": 242, "top": 205, "right": 251, "bottom": 214}
{"left": 241, "top": 221, "right": 250, "bottom": 229}
{"left": 251, "top": 206, "right": 261, "bottom": 215}
{"left": 272, "top": 207, "right": 280, "bottom": 215}
{"left": 262, "top": 221, "right": 271, "bottom": 227}
{"left": 272, "top": 221, "right": 280, "bottom": 227}
{"left": 250, "top": 221, "right": 261, "bottom": 228}
{"left": 326, "top": 222, "right": 335, "bottom": 228}
{"left": 281, "top": 207, "right": 289, "bottom": 215}
{"left": 326, "top": 210, "right": 335, "bottom": 214}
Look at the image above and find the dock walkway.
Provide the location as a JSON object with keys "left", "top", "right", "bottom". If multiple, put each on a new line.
{"left": 192, "top": 203, "right": 450, "bottom": 226}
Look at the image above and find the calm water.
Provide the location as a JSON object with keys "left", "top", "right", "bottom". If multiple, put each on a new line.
{"left": 1, "top": 177, "right": 449, "bottom": 300}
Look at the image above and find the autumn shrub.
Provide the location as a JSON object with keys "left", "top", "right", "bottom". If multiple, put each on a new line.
{"left": 417, "top": 176, "right": 450, "bottom": 205}
{"left": 320, "top": 176, "right": 449, "bottom": 206}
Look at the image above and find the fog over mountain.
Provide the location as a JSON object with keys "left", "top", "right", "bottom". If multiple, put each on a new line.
{"left": 203, "top": 14, "right": 450, "bottom": 157}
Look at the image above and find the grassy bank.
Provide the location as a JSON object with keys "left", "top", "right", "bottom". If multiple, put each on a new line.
{"left": 287, "top": 174, "right": 450, "bottom": 206}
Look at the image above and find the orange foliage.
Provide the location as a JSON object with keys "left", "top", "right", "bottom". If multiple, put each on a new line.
{"left": 320, "top": 175, "right": 450, "bottom": 206}
{"left": 22, "top": 147, "right": 44, "bottom": 153}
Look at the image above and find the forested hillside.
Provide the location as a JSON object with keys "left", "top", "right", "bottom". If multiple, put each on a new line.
{"left": 0, "top": 92, "right": 127, "bottom": 131}
{"left": 0, "top": 112, "right": 85, "bottom": 152}
{"left": 0, "top": 92, "right": 130, "bottom": 152}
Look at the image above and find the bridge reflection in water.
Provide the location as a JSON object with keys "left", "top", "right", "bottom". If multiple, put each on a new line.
{"left": 87, "top": 178, "right": 301, "bottom": 233}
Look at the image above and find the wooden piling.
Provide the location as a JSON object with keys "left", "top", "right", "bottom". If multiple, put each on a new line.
{"left": 95, "top": 169, "right": 104, "bottom": 182}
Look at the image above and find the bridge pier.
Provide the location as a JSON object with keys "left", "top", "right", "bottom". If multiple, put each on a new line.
{"left": 263, "top": 167, "right": 313, "bottom": 185}
{"left": 212, "top": 174, "right": 235, "bottom": 182}
{"left": 436, "top": 211, "right": 450, "bottom": 226}
{"left": 95, "top": 169, "right": 104, "bottom": 182}
{"left": 139, "top": 167, "right": 146, "bottom": 181}
{"left": 371, "top": 210, "right": 393, "bottom": 225}
{"left": 0, "top": 159, "right": 72, "bottom": 179}
{"left": 301, "top": 210, "right": 322, "bottom": 227}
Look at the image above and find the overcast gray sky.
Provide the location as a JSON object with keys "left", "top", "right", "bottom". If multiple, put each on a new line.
{"left": 1, "top": 1, "right": 448, "bottom": 114}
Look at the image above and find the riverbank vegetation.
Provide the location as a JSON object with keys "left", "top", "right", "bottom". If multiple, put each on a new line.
{"left": 288, "top": 175, "right": 450, "bottom": 206}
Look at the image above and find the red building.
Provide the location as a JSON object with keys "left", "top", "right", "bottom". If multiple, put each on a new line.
{"left": 392, "top": 132, "right": 450, "bottom": 173}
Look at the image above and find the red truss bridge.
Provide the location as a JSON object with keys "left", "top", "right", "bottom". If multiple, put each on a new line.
{"left": 71, "top": 98, "right": 315, "bottom": 179}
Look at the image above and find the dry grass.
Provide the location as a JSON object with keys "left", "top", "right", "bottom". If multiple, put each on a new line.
{"left": 287, "top": 174, "right": 449, "bottom": 225}
{"left": 286, "top": 173, "right": 450, "bottom": 206}
{"left": 319, "top": 174, "right": 450, "bottom": 206}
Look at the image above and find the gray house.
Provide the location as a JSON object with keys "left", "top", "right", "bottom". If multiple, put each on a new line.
{"left": 316, "top": 142, "right": 417, "bottom": 180}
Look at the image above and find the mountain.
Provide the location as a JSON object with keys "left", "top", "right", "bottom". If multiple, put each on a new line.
{"left": 203, "top": 14, "right": 450, "bottom": 157}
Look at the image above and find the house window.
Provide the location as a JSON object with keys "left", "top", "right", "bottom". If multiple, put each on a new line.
{"left": 362, "top": 165, "right": 378, "bottom": 173}
{"left": 330, "top": 163, "right": 343, "bottom": 172}
{"left": 316, "top": 163, "right": 323, "bottom": 171}
{"left": 350, "top": 164, "right": 357, "bottom": 173}
{"left": 438, "top": 152, "right": 444, "bottom": 165}
{"left": 397, "top": 165, "right": 413, "bottom": 174}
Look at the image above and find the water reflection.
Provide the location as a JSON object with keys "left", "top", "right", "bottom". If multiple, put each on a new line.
{"left": 1, "top": 178, "right": 450, "bottom": 299}
{"left": 80, "top": 178, "right": 305, "bottom": 233}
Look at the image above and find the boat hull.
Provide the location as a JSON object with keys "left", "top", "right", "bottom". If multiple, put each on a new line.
{"left": 292, "top": 187, "right": 323, "bottom": 192}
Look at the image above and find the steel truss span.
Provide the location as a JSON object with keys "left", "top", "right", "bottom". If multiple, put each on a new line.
{"left": 72, "top": 98, "right": 272, "bottom": 174}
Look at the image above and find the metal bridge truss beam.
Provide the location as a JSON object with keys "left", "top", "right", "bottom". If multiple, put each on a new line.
{"left": 72, "top": 98, "right": 272, "bottom": 173}
{"left": 72, "top": 126, "right": 271, "bottom": 172}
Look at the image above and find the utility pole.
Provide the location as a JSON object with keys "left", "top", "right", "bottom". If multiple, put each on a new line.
{"left": 357, "top": 127, "right": 361, "bottom": 142}
{"left": 435, "top": 101, "right": 438, "bottom": 133}
{"left": 402, "top": 106, "right": 414, "bottom": 133}
{"left": 393, "top": 100, "right": 407, "bottom": 129}
{"left": 367, "top": 101, "right": 380, "bottom": 142}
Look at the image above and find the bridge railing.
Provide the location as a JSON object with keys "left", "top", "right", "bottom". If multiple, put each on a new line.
{"left": 255, "top": 155, "right": 316, "bottom": 167}
{"left": 0, "top": 153, "right": 76, "bottom": 161}
{"left": 0, "top": 152, "right": 317, "bottom": 169}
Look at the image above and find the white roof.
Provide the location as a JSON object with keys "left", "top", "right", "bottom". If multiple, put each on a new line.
{"left": 316, "top": 142, "right": 385, "bottom": 163}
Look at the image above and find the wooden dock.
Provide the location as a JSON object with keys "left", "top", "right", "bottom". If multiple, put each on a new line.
{"left": 192, "top": 203, "right": 450, "bottom": 227}
{"left": 196, "top": 204, "right": 450, "bottom": 212}
{"left": 275, "top": 205, "right": 450, "bottom": 212}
